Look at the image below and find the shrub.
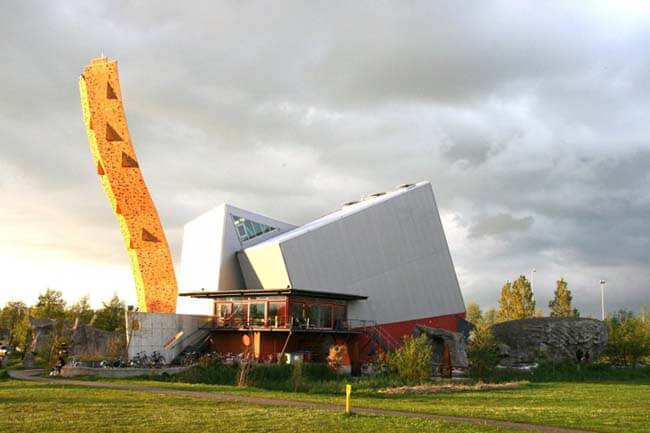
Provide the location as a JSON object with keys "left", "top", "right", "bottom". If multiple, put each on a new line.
{"left": 175, "top": 362, "right": 238, "bottom": 385}
{"left": 605, "top": 310, "right": 650, "bottom": 367}
{"left": 388, "top": 334, "right": 433, "bottom": 383}
{"left": 302, "top": 362, "right": 337, "bottom": 382}
{"left": 468, "top": 318, "right": 498, "bottom": 379}
{"left": 248, "top": 363, "right": 292, "bottom": 389}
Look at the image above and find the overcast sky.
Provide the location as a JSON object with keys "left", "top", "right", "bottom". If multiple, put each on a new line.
{"left": 1, "top": 1, "right": 649, "bottom": 316}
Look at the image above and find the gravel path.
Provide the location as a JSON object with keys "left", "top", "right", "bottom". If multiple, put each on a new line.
{"left": 9, "top": 369, "right": 598, "bottom": 433}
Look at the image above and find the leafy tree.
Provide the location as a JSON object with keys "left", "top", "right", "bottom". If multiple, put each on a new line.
{"left": 31, "top": 289, "right": 66, "bottom": 320}
{"left": 0, "top": 301, "right": 28, "bottom": 346}
{"left": 93, "top": 295, "right": 126, "bottom": 332}
{"left": 388, "top": 334, "right": 433, "bottom": 383}
{"left": 496, "top": 281, "right": 513, "bottom": 322}
{"left": 497, "top": 276, "right": 535, "bottom": 322}
{"left": 67, "top": 295, "right": 95, "bottom": 324}
{"left": 12, "top": 314, "right": 31, "bottom": 351}
{"left": 605, "top": 310, "right": 650, "bottom": 367}
{"left": 468, "top": 317, "right": 499, "bottom": 379}
{"left": 549, "top": 278, "right": 579, "bottom": 318}
{"left": 465, "top": 302, "right": 483, "bottom": 324}
{"left": 483, "top": 308, "right": 497, "bottom": 327}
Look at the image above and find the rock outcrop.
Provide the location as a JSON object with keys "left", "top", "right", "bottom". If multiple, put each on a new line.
{"left": 492, "top": 317, "right": 607, "bottom": 367}
{"left": 28, "top": 316, "right": 123, "bottom": 360}
{"left": 69, "top": 322, "right": 124, "bottom": 359}
{"left": 414, "top": 325, "right": 469, "bottom": 370}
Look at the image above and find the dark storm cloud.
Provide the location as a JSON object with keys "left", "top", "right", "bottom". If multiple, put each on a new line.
{"left": 1, "top": 1, "right": 649, "bottom": 314}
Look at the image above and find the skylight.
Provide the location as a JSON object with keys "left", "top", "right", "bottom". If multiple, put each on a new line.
{"left": 232, "top": 215, "right": 277, "bottom": 242}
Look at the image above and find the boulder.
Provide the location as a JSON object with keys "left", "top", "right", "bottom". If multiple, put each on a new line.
{"left": 492, "top": 317, "right": 607, "bottom": 367}
{"left": 29, "top": 316, "right": 57, "bottom": 354}
{"left": 69, "top": 322, "right": 124, "bottom": 359}
{"left": 414, "top": 326, "right": 469, "bottom": 370}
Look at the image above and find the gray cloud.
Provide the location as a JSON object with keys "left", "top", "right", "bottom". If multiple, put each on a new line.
{"left": 1, "top": 1, "right": 649, "bottom": 314}
{"left": 469, "top": 213, "right": 534, "bottom": 239}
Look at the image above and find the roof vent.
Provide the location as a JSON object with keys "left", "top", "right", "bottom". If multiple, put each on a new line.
{"left": 397, "top": 183, "right": 415, "bottom": 189}
{"left": 368, "top": 192, "right": 386, "bottom": 198}
{"left": 342, "top": 200, "right": 360, "bottom": 208}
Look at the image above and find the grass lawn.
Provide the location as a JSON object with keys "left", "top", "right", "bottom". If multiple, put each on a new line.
{"left": 103, "top": 378, "right": 650, "bottom": 433}
{"left": 0, "top": 380, "right": 523, "bottom": 433}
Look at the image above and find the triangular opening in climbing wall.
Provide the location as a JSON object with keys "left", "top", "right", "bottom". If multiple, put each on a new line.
{"left": 106, "top": 123, "right": 123, "bottom": 142}
{"left": 121, "top": 152, "right": 139, "bottom": 168}
{"left": 97, "top": 161, "right": 105, "bottom": 175}
{"left": 107, "top": 82, "right": 118, "bottom": 99}
{"left": 142, "top": 228, "right": 160, "bottom": 243}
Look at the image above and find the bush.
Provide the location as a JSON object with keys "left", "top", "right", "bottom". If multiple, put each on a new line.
{"left": 388, "top": 334, "right": 433, "bottom": 383}
{"left": 248, "top": 363, "right": 292, "bottom": 389}
{"left": 468, "top": 318, "right": 498, "bottom": 379}
{"left": 175, "top": 362, "right": 238, "bottom": 385}
{"left": 605, "top": 310, "right": 650, "bottom": 367}
{"left": 302, "top": 362, "right": 337, "bottom": 382}
{"left": 484, "top": 360, "right": 650, "bottom": 383}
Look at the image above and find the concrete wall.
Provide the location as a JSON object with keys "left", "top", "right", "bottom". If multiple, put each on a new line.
{"left": 126, "top": 311, "right": 213, "bottom": 363}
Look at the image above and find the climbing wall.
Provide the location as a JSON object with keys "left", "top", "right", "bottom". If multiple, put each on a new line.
{"left": 79, "top": 57, "right": 177, "bottom": 313}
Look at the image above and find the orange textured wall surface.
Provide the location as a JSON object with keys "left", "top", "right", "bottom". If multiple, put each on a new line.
{"left": 79, "top": 57, "right": 177, "bottom": 313}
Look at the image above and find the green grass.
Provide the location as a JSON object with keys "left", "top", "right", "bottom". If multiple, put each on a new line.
{"left": 0, "top": 380, "right": 521, "bottom": 433}
{"left": 103, "top": 378, "right": 650, "bottom": 433}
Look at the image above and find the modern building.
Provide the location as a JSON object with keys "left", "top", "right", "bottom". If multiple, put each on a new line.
{"left": 170, "top": 181, "right": 466, "bottom": 365}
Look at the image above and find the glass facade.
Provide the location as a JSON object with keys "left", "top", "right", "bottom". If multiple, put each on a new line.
{"left": 213, "top": 296, "right": 347, "bottom": 330}
{"left": 232, "top": 215, "right": 277, "bottom": 242}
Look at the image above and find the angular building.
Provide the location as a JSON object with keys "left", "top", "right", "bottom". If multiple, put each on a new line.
{"left": 175, "top": 181, "right": 466, "bottom": 364}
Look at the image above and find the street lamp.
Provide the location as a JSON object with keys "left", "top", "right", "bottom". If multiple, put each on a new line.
{"left": 530, "top": 268, "right": 537, "bottom": 300}
{"left": 599, "top": 279, "right": 607, "bottom": 320}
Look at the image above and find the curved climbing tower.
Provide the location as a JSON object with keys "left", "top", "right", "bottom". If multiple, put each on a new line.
{"left": 79, "top": 57, "right": 177, "bottom": 313}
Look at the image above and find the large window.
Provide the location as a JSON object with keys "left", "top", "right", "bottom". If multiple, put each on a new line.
{"left": 249, "top": 302, "right": 265, "bottom": 326}
{"left": 334, "top": 305, "right": 345, "bottom": 330}
{"left": 232, "top": 215, "right": 277, "bottom": 242}
{"left": 217, "top": 303, "right": 230, "bottom": 320}
{"left": 231, "top": 303, "right": 245, "bottom": 325}
{"left": 268, "top": 302, "right": 286, "bottom": 327}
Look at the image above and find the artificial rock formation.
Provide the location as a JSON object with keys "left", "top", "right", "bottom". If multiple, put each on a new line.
{"left": 492, "top": 317, "right": 607, "bottom": 366}
{"left": 79, "top": 57, "right": 177, "bottom": 312}
{"left": 69, "top": 322, "right": 124, "bottom": 360}
{"left": 29, "top": 317, "right": 57, "bottom": 354}
{"left": 414, "top": 325, "right": 469, "bottom": 373}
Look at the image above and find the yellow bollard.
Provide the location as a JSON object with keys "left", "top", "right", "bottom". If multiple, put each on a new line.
{"left": 345, "top": 384, "right": 352, "bottom": 414}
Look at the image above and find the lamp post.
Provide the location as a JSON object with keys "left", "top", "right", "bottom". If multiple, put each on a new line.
{"left": 599, "top": 279, "right": 607, "bottom": 320}
{"left": 530, "top": 268, "right": 537, "bottom": 301}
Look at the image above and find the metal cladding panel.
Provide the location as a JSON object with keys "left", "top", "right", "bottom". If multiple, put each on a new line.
{"left": 178, "top": 203, "right": 296, "bottom": 314}
{"left": 279, "top": 183, "right": 465, "bottom": 324}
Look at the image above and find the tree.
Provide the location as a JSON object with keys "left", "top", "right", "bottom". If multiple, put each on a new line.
{"left": 93, "top": 295, "right": 126, "bottom": 332}
{"left": 483, "top": 308, "right": 497, "bottom": 327}
{"left": 465, "top": 302, "right": 483, "bottom": 324}
{"left": 0, "top": 301, "right": 28, "bottom": 346}
{"left": 32, "top": 289, "right": 66, "bottom": 320}
{"left": 388, "top": 334, "right": 433, "bottom": 383}
{"left": 605, "top": 310, "right": 650, "bottom": 367}
{"left": 497, "top": 276, "right": 535, "bottom": 322}
{"left": 549, "top": 278, "right": 579, "bottom": 318}
{"left": 67, "top": 295, "right": 95, "bottom": 324}
{"left": 496, "top": 281, "right": 513, "bottom": 322}
{"left": 468, "top": 317, "right": 499, "bottom": 379}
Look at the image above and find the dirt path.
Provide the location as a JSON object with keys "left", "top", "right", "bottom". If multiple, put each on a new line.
{"left": 9, "top": 369, "right": 597, "bottom": 433}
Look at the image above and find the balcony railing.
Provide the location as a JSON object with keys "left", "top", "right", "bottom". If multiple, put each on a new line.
{"left": 212, "top": 315, "right": 352, "bottom": 332}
